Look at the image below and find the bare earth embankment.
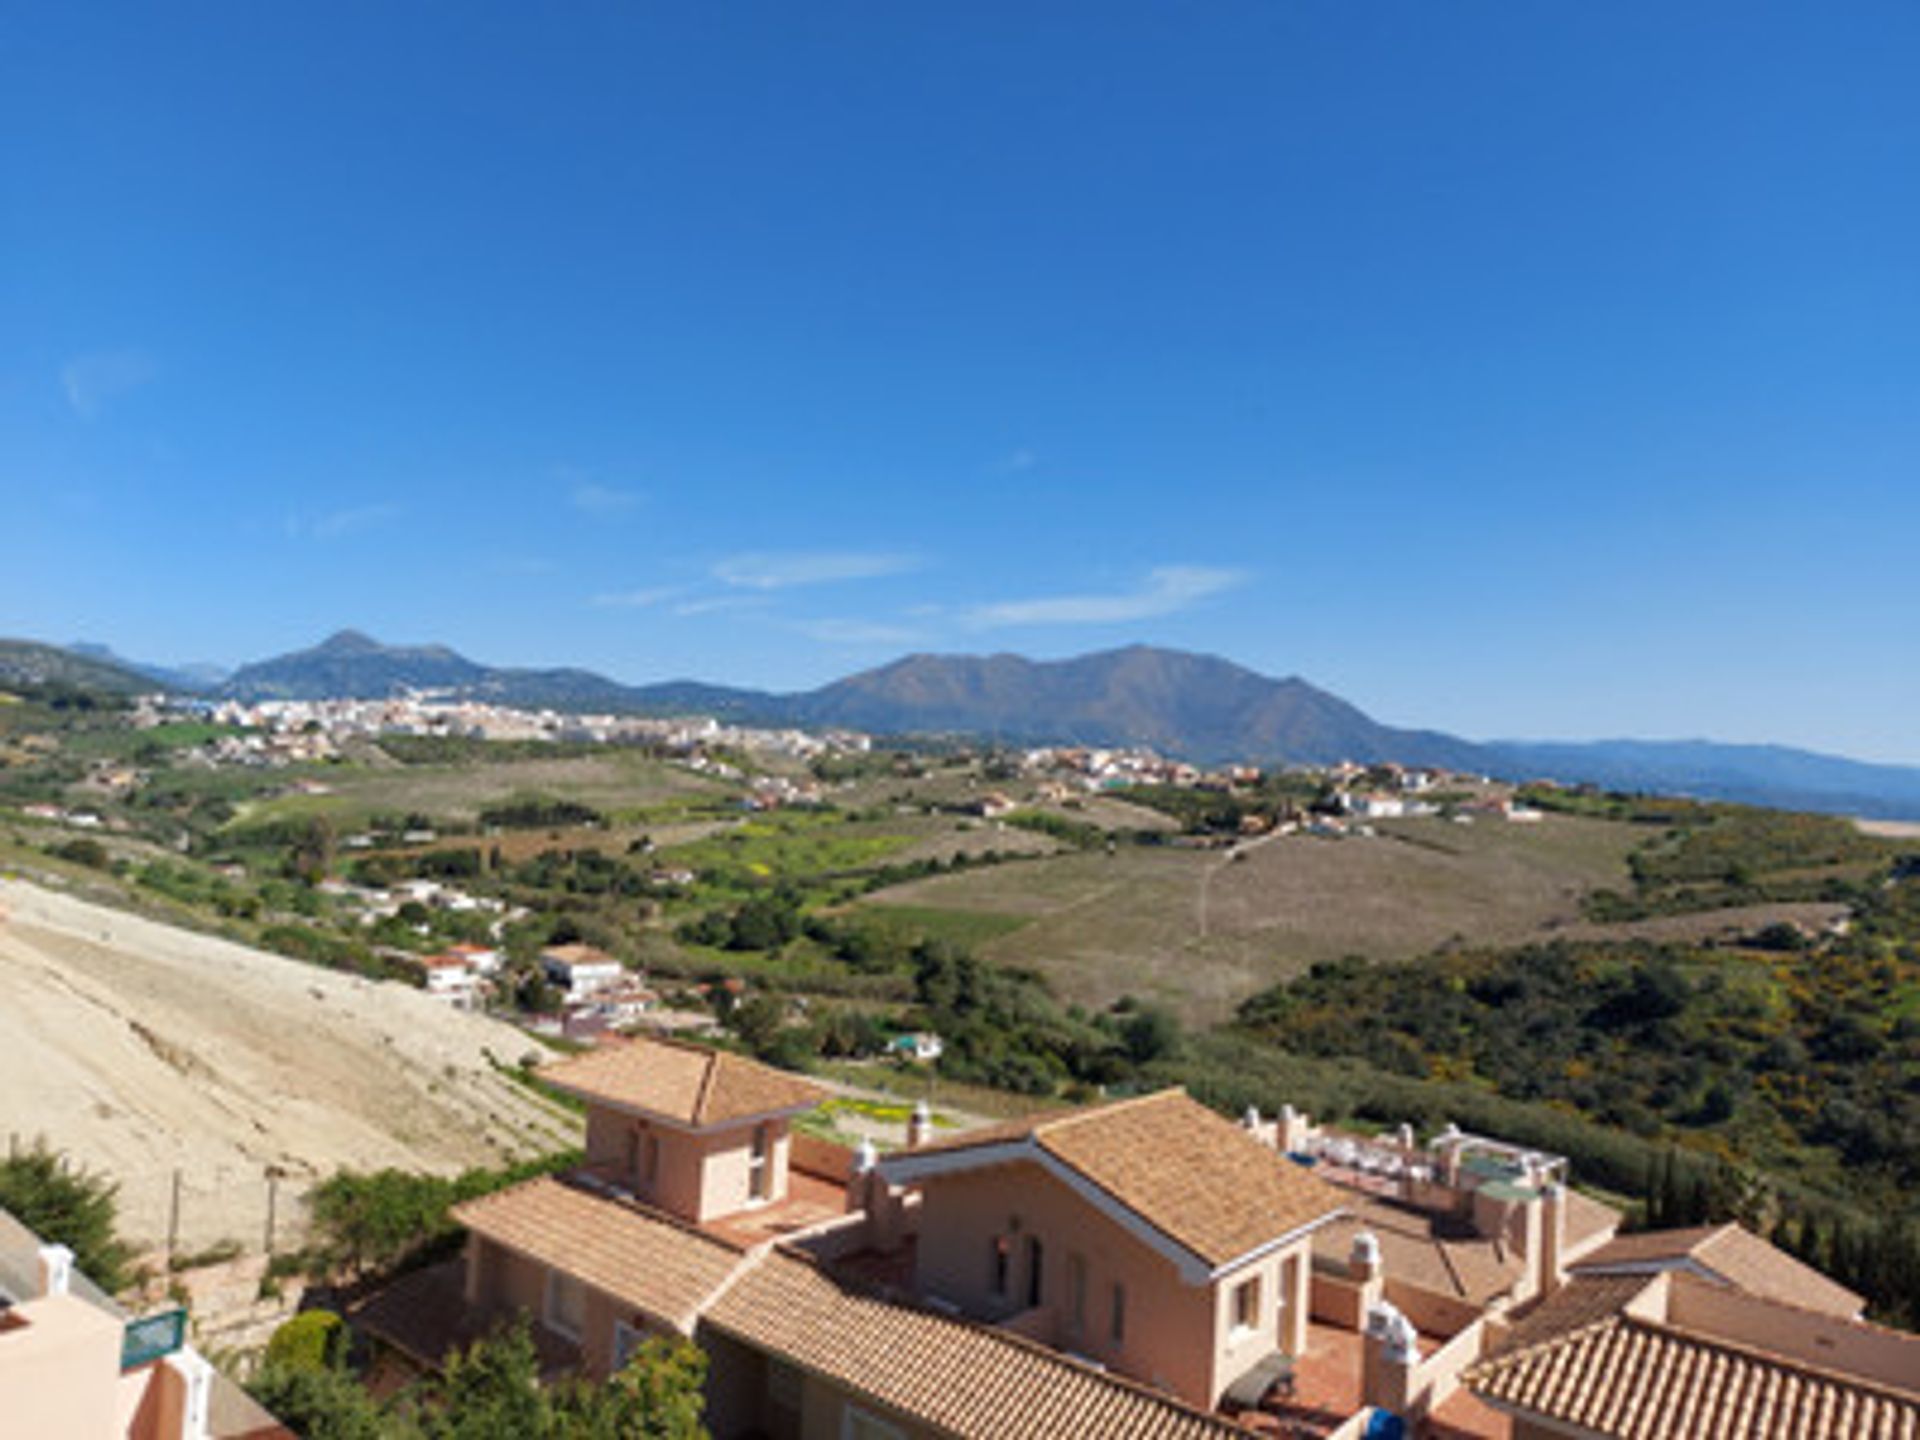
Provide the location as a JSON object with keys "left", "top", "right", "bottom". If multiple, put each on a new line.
{"left": 0, "top": 878, "right": 577, "bottom": 1250}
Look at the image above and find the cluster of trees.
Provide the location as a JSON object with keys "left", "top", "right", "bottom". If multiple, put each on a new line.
{"left": 678, "top": 892, "right": 803, "bottom": 952}
{"left": 250, "top": 1314, "right": 708, "bottom": 1440}
{"left": 911, "top": 943, "right": 1180, "bottom": 1095}
{"left": 478, "top": 797, "right": 607, "bottom": 831}
{"left": 1583, "top": 804, "right": 1893, "bottom": 921}
{"left": 306, "top": 1154, "right": 578, "bottom": 1278}
{"left": 1116, "top": 776, "right": 1324, "bottom": 835}
{"left": 0, "top": 1142, "right": 134, "bottom": 1292}
{"left": 1236, "top": 926, "right": 1920, "bottom": 1190}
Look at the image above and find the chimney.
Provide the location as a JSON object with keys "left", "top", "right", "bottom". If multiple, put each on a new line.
{"left": 1539, "top": 1182, "right": 1568, "bottom": 1296}
{"left": 1361, "top": 1300, "right": 1420, "bottom": 1416}
{"left": 846, "top": 1137, "right": 878, "bottom": 1213}
{"left": 36, "top": 1243, "right": 73, "bottom": 1298}
{"left": 1348, "top": 1231, "right": 1382, "bottom": 1285}
{"left": 907, "top": 1100, "right": 931, "bottom": 1149}
{"left": 1279, "top": 1103, "right": 1311, "bottom": 1154}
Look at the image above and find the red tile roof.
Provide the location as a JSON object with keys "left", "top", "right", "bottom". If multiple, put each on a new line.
{"left": 884, "top": 1088, "right": 1346, "bottom": 1271}
{"left": 1571, "top": 1222, "right": 1864, "bottom": 1317}
{"left": 1468, "top": 1273, "right": 1920, "bottom": 1439}
{"left": 539, "top": 1035, "right": 830, "bottom": 1127}
{"left": 704, "top": 1247, "right": 1251, "bottom": 1440}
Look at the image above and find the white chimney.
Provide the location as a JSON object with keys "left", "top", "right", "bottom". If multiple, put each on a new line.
{"left": 36, "top": 1243, "right": 73, "bottom": 1298}
{"left": 1361, "top": 1300, "right": 1421, "bottom": 1414}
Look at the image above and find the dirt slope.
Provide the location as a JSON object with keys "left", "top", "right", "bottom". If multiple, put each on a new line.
{"left": 0, "top": 878, "right": 577, "bottom": 1249}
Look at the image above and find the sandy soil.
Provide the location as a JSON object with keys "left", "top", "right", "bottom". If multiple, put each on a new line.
{"left": 1857, "top": 818, "right": 1920, "bottom": 839}
{"left": 0, "top": 878, "right": 578, "bottom": 1250}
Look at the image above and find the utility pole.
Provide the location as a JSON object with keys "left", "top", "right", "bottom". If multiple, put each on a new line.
{"left": 263, "top": 1168, "right": 279, "bottom": 1256}
{"left": 166, "top": 1169, "right": 182, "bottom": 1268}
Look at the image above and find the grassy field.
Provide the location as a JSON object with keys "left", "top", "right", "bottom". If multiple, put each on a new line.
{"left": 231, "top": 750, "right": 735, "bottom": 831}
{"left": 860, "top": 813, "right": 1660, "bottom": 1022}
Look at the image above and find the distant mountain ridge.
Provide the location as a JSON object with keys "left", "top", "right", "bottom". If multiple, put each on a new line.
{"left": 20, "top": 631, "right": 1920, "bottom": 819}
{"left": 67, "top": 642, "right": 229, "bottom": 693}
{"left": 0, "top": 638, "right": 153, "bottom": 694}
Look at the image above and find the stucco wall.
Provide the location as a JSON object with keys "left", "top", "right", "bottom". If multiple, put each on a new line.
{"left": 910, "top": 1159, "right": 1318, "bottom": 1409}
{"left": 581, "top": 1107, "right": 793, "bottom": 1222}
{"left": 466, "top": 1235, "right": 680, "bottom": 1380}
{"left": 0, "top": 1294, "right": 122, "bottom": 1440}
{"left": 697, "top": 1120, "right": 790, "bottom": 1220}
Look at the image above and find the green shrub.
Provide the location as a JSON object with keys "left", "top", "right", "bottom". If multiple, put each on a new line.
{"left": 266, "top": 1309, "right": 348, "bottom": 1373}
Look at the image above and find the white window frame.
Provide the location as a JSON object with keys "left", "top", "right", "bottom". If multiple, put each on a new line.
{"left": 544, "top": 1270, "right": 586, "bottom": 1343}
{"left": 1230, "top": 1273, "right": 1261, "bottom": 1338}
{"left": 747, "top": 1122, "right": 772, "bottom": 1203}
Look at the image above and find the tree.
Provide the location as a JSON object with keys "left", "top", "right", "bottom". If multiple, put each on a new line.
{"left": 248, "top": 1361, "right": 389, "bottom": 1440}
{"left": 1119, "top": 1005, "right": 1182, "bottom": 1067}
{"left": 0, "top": 1141, "right": 133, "bottom": 1292}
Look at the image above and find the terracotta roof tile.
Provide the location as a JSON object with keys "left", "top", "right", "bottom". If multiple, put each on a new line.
{"left": 1572, "top": 1222, "right": 1865, "bottom": 1318}
{"left": 889, "top": 1089, "right": 1346, "bottom": 1270}
{"left": 704, "top": 1248, "right": 1250, "bottom": 1440}
{"left": 1468, "top": 1273, "right": 1920, "bottom": 1439}
{"left": 540, "top": 1035, "right": 830, "bottom": 1127}
{"left": 451, "top": 1176, "right": 746, "bottom": 1331}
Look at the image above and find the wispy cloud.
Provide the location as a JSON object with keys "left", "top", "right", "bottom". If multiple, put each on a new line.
{"left": 673, "top": 594, "right": 769, "bottom": 618}
{"left": 593, "top": 585, "right": 684, "bottom": 609}
{"left": 965, "top": 565, "right": 1248, "bottom": 628}
{"left": 995, "top": 447, "right": 1039, "bottom": 473}
{"left": 286, "top": 503, "right": 402, "bottom": 542}
{"left": 570, "top": 482, "right": 643, "bottom": 516}
{"left": 62, "top": 349, "right": 155, "bottom": 419}
{"left": 791, "top": 617, "right": 927, "bottom": 646}
{"left": 713, "top": 550, "right": 919, "bottom": 591}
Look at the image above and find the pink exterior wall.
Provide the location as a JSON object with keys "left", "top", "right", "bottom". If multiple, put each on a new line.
{"left": 911, "top": 1159, "right": 1315, "bottom": 1409}
{"left": 1310, "top": 1268, "right": 1370, "bottom": 1329}
{"left": 583, "top": 1104, "right": 793, "bottom": 1222}
{"left": 464, "top": 1235, "right": 672, "bottom": 1380}
{"left": 0, "top": 1293, "right": 123, "bottom": 1439}
{"left": 702, "top": 1330, "right": 946, "bottom": 1440}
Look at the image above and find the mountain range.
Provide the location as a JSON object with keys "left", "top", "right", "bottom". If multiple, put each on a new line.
{"left": 10, "top": 630, "right": 1920, "bottom": 820}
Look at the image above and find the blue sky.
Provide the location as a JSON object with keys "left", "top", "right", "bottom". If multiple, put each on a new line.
{"left": 4, "top": 3, "right": 1917, "bottom": 761}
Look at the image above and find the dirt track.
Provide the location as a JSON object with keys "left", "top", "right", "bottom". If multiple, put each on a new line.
{"left": 0, "top": 878, "right": 578, "bottom": 1250}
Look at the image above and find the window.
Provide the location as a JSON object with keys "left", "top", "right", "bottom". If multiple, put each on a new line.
{"left": 748, "top": 1122, "right": 771, "bottom": 1201}
{"left": 544, "top": 1271, "right": 586, "bottom": 1342}
{"left": 612, "top": 1319, "right": 645, "bottom": 1371}
{"left": 1025, "top": 1234, "right": 1044, "bottom": 1309}
{"left": 989, "top": 1235, "right": 1011, "bottom": 1297}
{"left": 1231, "top": 1274, "right": 1261, "bottom": 1336}
{"left": 842, "top": 1405, "right": 905, "bottom": 1440}
{"left": 1110, "top": 1282, "right": 1127, "bottom": 1346}
{"left": 1067, "top": 1252, "right": 1088, "bottom": 1334}
{"left": 646, "top": 1132, "right": 661, "bottom": 1184}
